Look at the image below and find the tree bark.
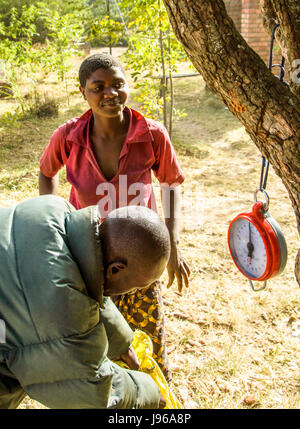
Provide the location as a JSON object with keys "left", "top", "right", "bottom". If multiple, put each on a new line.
{"left": 260, "top": 0, "right": 300, "bottom": 98}
{"left": 163, "top": 0, "right": 300, "bottom": 283}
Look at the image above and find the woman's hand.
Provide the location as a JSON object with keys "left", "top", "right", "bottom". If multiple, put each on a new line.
{"left": 159, "top": 392, "right": 167, "bottom": 408}
{"left": 115, "top": 345, "right": 140, "bottom": 370}
{"left": 167, "top": 243, "right": 190, "bottom": 293}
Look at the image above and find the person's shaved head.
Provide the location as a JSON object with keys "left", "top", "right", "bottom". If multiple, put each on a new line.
{"left": 100, "top": 206, "right": 171, "bottom": 296}
{"left": 102, "top": 206, "right": 170, "bottom": 264}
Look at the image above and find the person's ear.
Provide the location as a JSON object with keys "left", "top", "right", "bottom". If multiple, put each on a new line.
{"left": 106, "top": 262, "right": 127, "bottom": 279}
{"left": 80, "top": 86, "right": 86, "bottom": 100}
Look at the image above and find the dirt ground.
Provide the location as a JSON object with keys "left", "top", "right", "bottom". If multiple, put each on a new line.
{"left": 0, "top": 47, "right": 299, "bottom": 409}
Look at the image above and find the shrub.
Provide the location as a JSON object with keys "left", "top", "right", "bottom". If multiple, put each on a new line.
{"left": 25, "top": 92, "right": 59, "bottom": 118}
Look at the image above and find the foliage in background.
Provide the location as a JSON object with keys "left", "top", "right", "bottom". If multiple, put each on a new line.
{"left": 93, "top": 0, "right": 189, "bottom": 135}
{"left": 89, "top": 0, "right": 128, "bottom": 48}
{"left": 37, "top": 2, "right": 85, "bottom": 105}
{"left": 0, "top": 1, "right": 85, "bottom": 119}
{"left": 0, "top": 0, "right": 90, "bottom": 42}
{"left": 0, "top": 4, "right": 48, "bottom": 114}
{"left": 0, "top": 0, "right": 192, "bottom": 131}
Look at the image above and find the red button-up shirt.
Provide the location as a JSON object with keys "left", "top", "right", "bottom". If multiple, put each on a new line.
{"left": 40, "top": 107, "right": 185, "bottom": 217}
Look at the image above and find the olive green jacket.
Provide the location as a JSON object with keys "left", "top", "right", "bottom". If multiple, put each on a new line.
{"left": 0, "top": 195, "right": 160, "bottom": 409}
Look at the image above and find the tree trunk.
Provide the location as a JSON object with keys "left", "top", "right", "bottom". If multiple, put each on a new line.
{"left": 168, "top": 34, "right": 174, "bottom": 139}
{"left": 106, "top": 0, "right": 112, "bottom": 54}
{"left": 260, "top": 0, "right": 300, "bottom": 98}
{"left": 159, "top": 28, "right": 168, "bottom": 128}
{"left": 158, "top": 0, "right": 168, "bottom": 128}
{"left": 163, "top": 0, "right": 300, "bottom": 284}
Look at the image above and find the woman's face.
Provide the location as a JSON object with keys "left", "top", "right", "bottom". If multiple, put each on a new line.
{"left": 80, "top": 66, "right": 129, "bottom": 119}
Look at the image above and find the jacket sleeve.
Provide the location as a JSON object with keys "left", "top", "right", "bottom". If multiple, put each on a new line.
{"left": 100, "top": 297, "right": 134, "bottom": 359}
{"left": 0, "top": 364, "right": 26, "bottom": 409}
{"left": 7, "top": 322, "right": 161, "bottom": 409}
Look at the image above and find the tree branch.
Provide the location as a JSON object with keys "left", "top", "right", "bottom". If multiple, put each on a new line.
{"left": 260, "top": 0, "right": 300, "bottom": 97}
{"left": 260, "top": 0, "right": 277, "bottom": 34}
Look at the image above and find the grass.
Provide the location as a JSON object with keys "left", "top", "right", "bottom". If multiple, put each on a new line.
{"left": 1, "top": 48, "right": 299, "bottom": 410}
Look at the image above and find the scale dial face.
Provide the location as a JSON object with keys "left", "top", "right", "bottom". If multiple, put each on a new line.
{"left": 228, "top": 218, "right": 267, "bottom": 279}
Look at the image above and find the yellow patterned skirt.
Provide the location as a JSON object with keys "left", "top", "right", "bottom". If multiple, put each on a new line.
{"left": 112, "top": 281, "right": 171, "bottom": 381}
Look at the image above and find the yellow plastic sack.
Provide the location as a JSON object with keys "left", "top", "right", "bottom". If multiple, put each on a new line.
{"left": 115, "top": 330, "right": 182, "bottom": 409}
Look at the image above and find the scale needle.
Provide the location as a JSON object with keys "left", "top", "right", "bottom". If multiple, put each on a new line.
{"left": 247, "top": 222, "right": 254, "bottom": 261}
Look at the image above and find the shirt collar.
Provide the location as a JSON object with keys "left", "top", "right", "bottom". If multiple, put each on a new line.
{"left": 67, "top": 107, "right": 153, "bottom": 145}
{"left": 124, "top": 107, "right": 153, "bottom": 144}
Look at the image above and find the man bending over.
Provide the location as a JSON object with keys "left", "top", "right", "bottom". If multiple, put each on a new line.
{"left": 0, "top": 196, "right": 170, "bottom": 409}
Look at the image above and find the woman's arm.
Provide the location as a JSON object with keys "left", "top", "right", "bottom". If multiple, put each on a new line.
{"left": 161, "top": 186, "right": 190, "bottom": 292}
{"left": 39, "top": 170, "right": 59, "bottom": 195}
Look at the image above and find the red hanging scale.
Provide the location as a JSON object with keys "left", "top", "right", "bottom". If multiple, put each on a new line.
{"left": 228, "top": 23, "right": 288, "bottom": 291}
{"left": 227, "top": 157, "right": 288, "bottom": 291}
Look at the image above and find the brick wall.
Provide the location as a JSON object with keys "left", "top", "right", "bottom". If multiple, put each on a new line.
{"left": 224, "top": 0, "right": 242, "bottom": 31}
{"left": 224, "top": 0, "right": 281, "bottom": 67}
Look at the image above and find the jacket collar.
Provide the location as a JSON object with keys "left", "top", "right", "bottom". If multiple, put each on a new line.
{"left": 65, "top": 206, "right": 105, "bottom": 308}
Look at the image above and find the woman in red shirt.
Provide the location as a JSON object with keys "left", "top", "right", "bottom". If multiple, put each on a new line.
{"left": 39, "top": 53, "right": 190, "bottom": 380}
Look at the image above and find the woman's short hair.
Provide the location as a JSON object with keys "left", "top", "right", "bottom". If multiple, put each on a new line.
{"left": 79, "top": 53, "right": 125, "bottom": 87}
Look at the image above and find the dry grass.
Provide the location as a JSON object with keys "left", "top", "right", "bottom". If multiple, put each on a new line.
{"left": 0, "top": 48, "right": 299, "bottom": 409}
